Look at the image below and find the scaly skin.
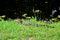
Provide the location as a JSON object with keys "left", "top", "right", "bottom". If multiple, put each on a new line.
{"left": 14, "top": 19, "right": 54, "bottom": 28}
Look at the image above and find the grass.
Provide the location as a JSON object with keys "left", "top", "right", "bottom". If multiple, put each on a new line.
{"left": 0, "top": 19, "right": 60, "bottom": 40}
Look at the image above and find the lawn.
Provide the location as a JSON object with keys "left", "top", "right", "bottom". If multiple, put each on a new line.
{"left": 0, "top": 19, "right": 60, "bottom": 40}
